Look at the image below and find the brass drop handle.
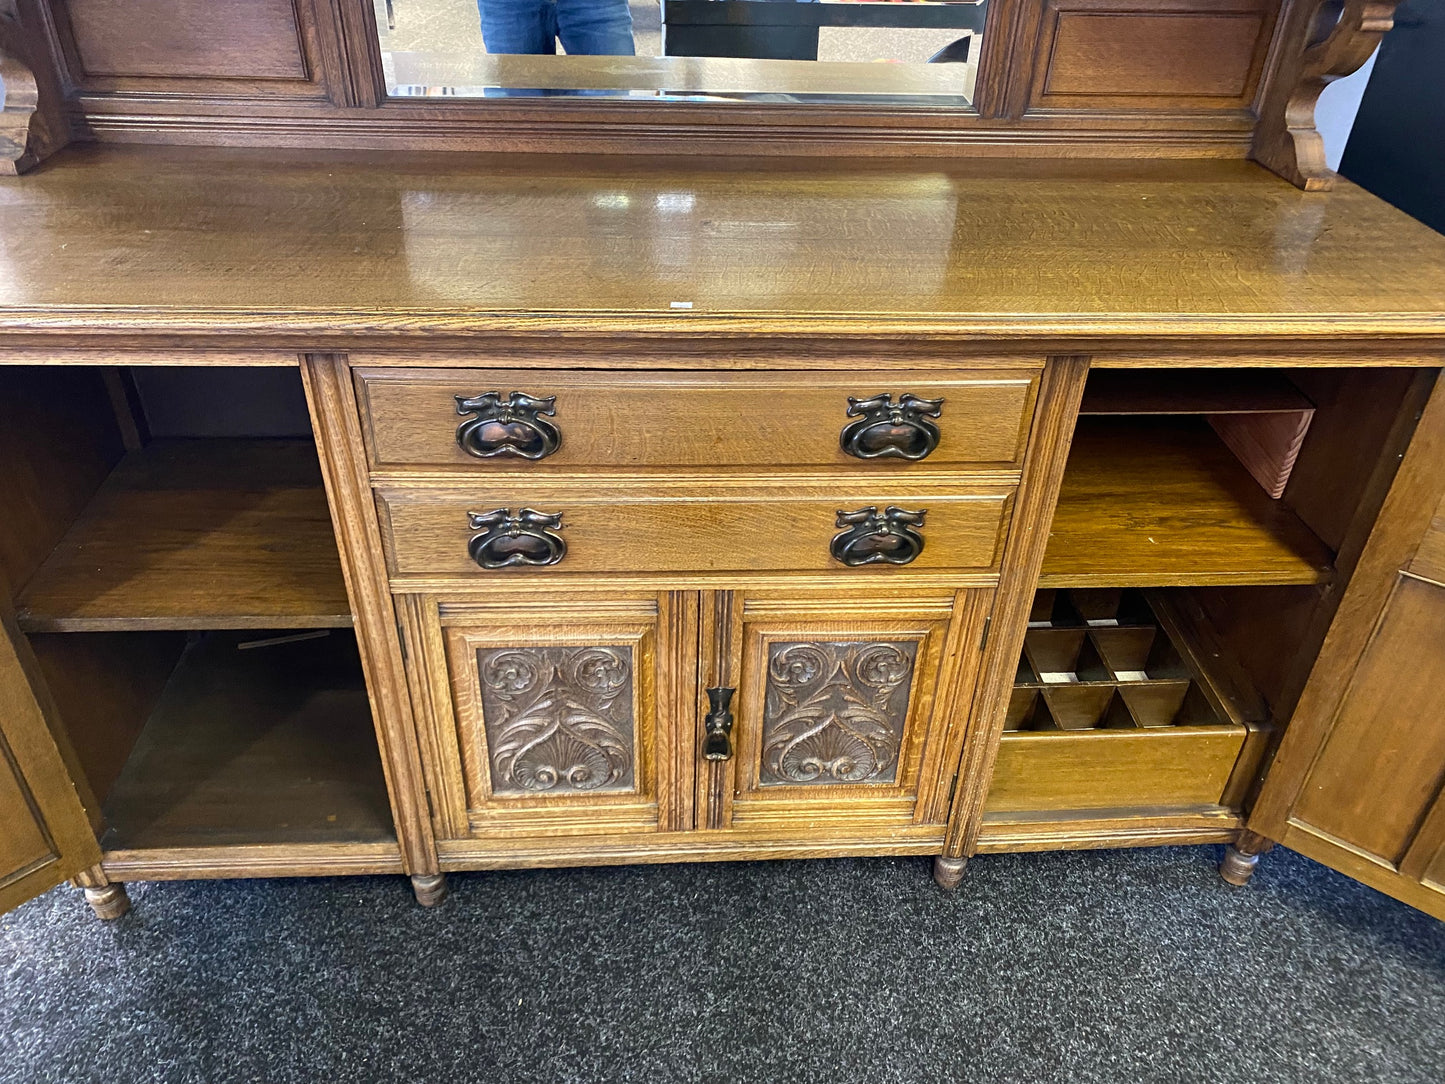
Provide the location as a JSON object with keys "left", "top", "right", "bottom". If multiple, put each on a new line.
{"left": 455, "top": 391, "right": 562, "bottom": 460}
{"left": 831, "top": 506, "right": 927, "bottom": 567}
{"left": 467, "top": 508, "right": 567, "bottom": 569}
{"left": 840, "top": 394, "right": 944, "bottom": 461}
{"left": 703, "top": 687, "right": 736, "bottom": 761}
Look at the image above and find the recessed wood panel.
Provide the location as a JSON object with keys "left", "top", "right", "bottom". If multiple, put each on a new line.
{"left": 1290, "top": 574, "right": 1445, "bottom": 866}
{"left": 474, "top": 644, "right": 639, "bottom": 796}
{"left": 62, "top": 0, "right": 308, "bottom": 80}
{"left": 1030, "top": 0, "right": 1277, "bottom": 111}
{"left": 757, "top": 640, "right": 917, "bottom": 787}
{"left": 0, "top": 740, "right": 56, "bottom": 888}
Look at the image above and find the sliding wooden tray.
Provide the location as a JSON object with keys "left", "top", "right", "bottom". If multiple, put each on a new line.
{"left": 986, "top": 589, "right": 1265, "bottom": 813}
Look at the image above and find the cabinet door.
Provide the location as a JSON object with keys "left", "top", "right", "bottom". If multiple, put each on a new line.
{"left": 1251, "top": 468, "right": 1445, "bottom": 919}
{"left": 0, "top": 606, "right": 101, "bottom": 914}
{"left": 401, "top": 590, "right": 698, "bottom": 842}
{"left": 700, "top": 588, "right": 989, "bottom": 840}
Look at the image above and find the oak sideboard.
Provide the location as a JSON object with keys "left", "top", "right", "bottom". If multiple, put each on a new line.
{"left": 3, "top": 0, "right": 1445, "bottom": 925}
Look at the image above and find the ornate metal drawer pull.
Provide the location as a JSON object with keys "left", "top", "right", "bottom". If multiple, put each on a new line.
{"left": 467, "top": 508, "right": 567, "bottom": 568}
{"left": 841, "top": 393, "right": 944, "bottom": 461}
{"left": 455, "top": 391, "right": 562, "bottom": 460}
{"left": 831, "top": 506, "right": 927, "bottom": 567}
{"left": 703, "top": 687, "right": 736, "bottom": 761}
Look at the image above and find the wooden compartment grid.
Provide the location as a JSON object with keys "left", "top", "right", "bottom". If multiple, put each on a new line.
{"left": 1007, "top": 589, "right": 1224, "bottom": 732}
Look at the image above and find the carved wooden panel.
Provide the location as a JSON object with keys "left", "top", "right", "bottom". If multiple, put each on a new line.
{"left": 758, "top": 641, "right": 917, "bottom": 787}
{"left": 411, "top": 591, "right": 696, "bottom": 845}
{"left": 476, "top": 645, "right": 637, "bottom": 796}
{"left": 716, "top": 589, "right": 991, "bottom": 842}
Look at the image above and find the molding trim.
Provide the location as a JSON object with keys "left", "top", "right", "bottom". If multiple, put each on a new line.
{"left": 69, "top": 103, "right": 1258, "bottom": 158}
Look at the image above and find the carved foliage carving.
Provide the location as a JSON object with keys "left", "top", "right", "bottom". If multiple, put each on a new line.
{"left": 477, "top": 645, "right": 636, "bottom": 796}
{"left": 759, "top": 641, "right": 917, "bottom": 787}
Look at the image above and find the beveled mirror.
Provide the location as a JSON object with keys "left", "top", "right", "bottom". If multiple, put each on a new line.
{"left": 374, "top": 0, "right": 987, "bottom": 105}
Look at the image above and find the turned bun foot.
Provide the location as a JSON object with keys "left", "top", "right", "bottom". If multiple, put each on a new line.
{"left": 1220, "top": 844, "right": 1261, "bottom": 886}
{"left": 411, "top": 873, "right": 448, "bottom": 907}
{"left": 933, "top": 855, "right": 968, "bottom": 890}
{"left": 84, "top": 883, "right": 131, "bottom": 921}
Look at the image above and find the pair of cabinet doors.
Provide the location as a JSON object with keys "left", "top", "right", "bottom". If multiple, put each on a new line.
{"left": 398, "top": 587, "right": 990, "bottom": 849}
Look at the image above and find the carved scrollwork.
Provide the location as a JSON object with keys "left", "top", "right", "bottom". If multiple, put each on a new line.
{"left": 1253, "top": 0, "right": 1402, "bottom": 190}
{"left": 477, "top": 645, "right": 636, "bottom": 795}
{"left": 0, "top": 16, "right": 40, "bottom": 176}
{"left": 759, "top": 641, "right": 917, "bottom": 787}
{"left": 455, "top": 391, "right": 562, "bottom": 460}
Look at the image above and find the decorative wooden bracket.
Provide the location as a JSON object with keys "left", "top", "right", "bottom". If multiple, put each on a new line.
{"left": 1, "top": 0, "right": 64, "bottom": 176}
{"left": 1252, "top": 0, "right": 1401, "bottom": 191}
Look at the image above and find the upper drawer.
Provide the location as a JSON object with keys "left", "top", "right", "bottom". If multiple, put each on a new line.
{"left": 375, "top": 479, "right": 1014, "bottom": 578}
{"left": 354, "top": 368, "right": 1039, "bottom": 472}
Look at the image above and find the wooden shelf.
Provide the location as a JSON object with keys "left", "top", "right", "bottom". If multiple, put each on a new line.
{"left": 101, "top": 631, "right": 396, "bottom": 852}
{"left": 1040, "top": 418, "right": 1335, "bottom": 588}
{"left": 16, "top": 439, "right": 353, "bottom": 632}
{"left": 1079, "top": 370, "right": 1314, "bottom": 416}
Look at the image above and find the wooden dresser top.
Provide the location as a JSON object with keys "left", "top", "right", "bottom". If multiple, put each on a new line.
{"left": 1, "top": 145, "right": 1444, "bottom": 352}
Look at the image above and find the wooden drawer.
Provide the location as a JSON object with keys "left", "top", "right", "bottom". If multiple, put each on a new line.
{"left": 355, "top": 368, "right": 1039, "bottom": 472}
{"left": 376, "top": 478, "right": 1015, "bottom": 578}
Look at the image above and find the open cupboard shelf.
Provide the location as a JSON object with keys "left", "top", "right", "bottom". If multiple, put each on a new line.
{"left": 1039, "top": 417, "right": 1334, "bottom": 588}
{"left": 985, "top": 589, "right": 1267, "bottom": 815}
{"left": 15, "top": 439, "right": 354, "bottom": 633}
{"left": 100, "top": 630, "right": 397, "bottom": 854}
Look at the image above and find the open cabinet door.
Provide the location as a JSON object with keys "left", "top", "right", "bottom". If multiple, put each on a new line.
{"left": 0, "top": 604, "right": 102, "bottom": 914}
{"left": 1248, "top": 377, "right": 1445, "bottom": 921}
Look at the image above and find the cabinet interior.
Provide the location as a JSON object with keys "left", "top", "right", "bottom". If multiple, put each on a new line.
{"left": 985, "top": 365, "right": 1433, "bottom": 827}
{"left": 0, "top": 365, "right": 396, "bottom": 864}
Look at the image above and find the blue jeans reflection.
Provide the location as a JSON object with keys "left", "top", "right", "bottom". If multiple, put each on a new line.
{"left": 479, "top": 0, "right": 636, "bottom": 55}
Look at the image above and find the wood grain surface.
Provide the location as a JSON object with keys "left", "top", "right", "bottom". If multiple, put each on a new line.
{"left": 15, "top": 439, "right": 354, "bottom": 632}
{"left": 985, "top": 726, "right": 1246, "bottom": 811}
{"left": 1040, "top": 417, "right": 1335, "bottom": 587}
{"left": 376, "top": 478, "right": 1015, "bottom": 577}
{"left": 356, "top": 367, "right": 1039, "bottom": 472}
{"left": 0, "top": 148, "right": 1444, "bottom": 346}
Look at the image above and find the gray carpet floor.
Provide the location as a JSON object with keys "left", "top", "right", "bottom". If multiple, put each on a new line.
{"left": 2, "top": 845, "right": 1442, "bottom": 1083}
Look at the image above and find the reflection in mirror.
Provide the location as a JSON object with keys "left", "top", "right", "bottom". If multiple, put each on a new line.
{"left": 374, "top": 0, "right": 986, "bottom": 104}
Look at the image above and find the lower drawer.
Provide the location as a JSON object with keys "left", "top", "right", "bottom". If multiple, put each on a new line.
{"left": 376, "top": 479, "right": 1015, "bottom": 577}
{"left": 983, "top": 726, "right": 1247, "bottom": 812}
